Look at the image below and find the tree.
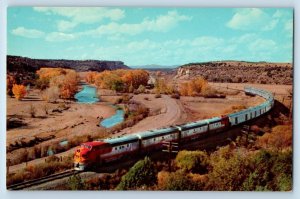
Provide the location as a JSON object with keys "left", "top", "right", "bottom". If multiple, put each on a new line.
{"left": 60, "top": 72, "right": 78, "bottom": 99}
{"left": 116, "top": 157, "right": 157, "bottom": 190}
{"left": 179, "top": 77, "right": 208, "bottom": 96}
{"left": 12, "top": 84, "right": 27, "bottom": 100}
{"left": 207, "top": 146, "right": 250, "bottom": 191}
{"left": 159, "top": 170, "right": 200, "bottom": 191}
{"left": 175, "top": 150, "right": 209, "bottom": 174}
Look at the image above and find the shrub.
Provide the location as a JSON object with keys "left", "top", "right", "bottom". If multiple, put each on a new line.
{"left": 43, "top": 104, "right": 50, "bottom": 115}
{"left": 159, "top": 170, "right": 200, "bottom": 191}
{"left": 68, "top": 174, "right": 86, "bottom": 190}
{"left": 154, "top": 94, "right": 161, "bottom": 98}
{"left": 116, "top": 157, "right": 157, "bottom": 190}
{"left": 29, "top": 104, "right": 36, "bottom": 118}
{"left": 256, "top": 124, "right": 292, "bottom": 150}
{"left": 175, "top": 150, "right": 209, "bottom": 174}
{"left": 137, "top": 85, "right": 146, "bottom": 93}
{"left": 42, "top": 86, "right": 60, "bottom": 103}
{"left": 179, "top": 77, "right": 208, "bottom": 96}
{"left": 12, "top": 84, "right": 27, "bottom": 100}
{"left": 171, "top": 93, "right": 180, "bottom": 99}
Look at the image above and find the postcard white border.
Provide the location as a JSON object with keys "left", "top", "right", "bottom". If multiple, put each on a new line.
{"left": 0, "top": 1, "right": 298, "bottom": 199}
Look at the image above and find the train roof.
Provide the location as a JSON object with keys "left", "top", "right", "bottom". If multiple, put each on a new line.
{"left": 81, "top": 141, "right": 107, "bottom": 147}
{"left": 205, "top": 117, "right": 221, "bottom": 123}
{"left": 104, "top": 134, "right": 139, "bottom": 146}
{"left": 178, "top": 120, "right": 208, "bottom": 130}
{"left": 136, "top": 126, "right": 178, "bottom": 139}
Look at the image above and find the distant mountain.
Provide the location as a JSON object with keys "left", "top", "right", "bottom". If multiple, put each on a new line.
{"left": 7, "top": 55, "right": 129, "bottom": 73}
{"left": 131, "top": 64, "right": 179, "bottom": 69}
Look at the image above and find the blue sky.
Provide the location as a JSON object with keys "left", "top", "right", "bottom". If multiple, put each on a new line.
{"left": 7, "top": 7, "right": 293, "bottom": 66}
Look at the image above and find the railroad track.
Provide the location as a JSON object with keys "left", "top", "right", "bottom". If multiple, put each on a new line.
{"left": 7, "top": 169, "right": 81, "bottom": 190}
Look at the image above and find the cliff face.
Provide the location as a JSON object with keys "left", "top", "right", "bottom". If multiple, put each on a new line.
{"left": 175, "top": 61, "right": 293, "bottom": 85}
{"left": 7, "top": 55, "right": 129, "bottom": 73}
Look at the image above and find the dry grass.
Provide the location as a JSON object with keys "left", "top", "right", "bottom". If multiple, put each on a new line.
{"left": 7, "top": 154, "right": 74, "bottom": 186}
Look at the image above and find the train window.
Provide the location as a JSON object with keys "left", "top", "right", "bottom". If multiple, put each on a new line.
{"left": 127, "top": 144, "right": 129, "bottom": 147}
{"left": 235, "top": 117, "right": 238, "bottom": 124}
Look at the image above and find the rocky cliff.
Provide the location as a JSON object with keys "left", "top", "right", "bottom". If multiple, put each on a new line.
{"left": 175, "top": 61, "right": 293, "bottom": 85}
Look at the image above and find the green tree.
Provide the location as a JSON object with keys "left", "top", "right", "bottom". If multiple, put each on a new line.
{"left": 116, "top": 157, "right": 157, "bottom": 190}
{"left": 175, "top": 150, "right": 209, "bottom": 174}
{"left": 207, "top": 146, "right": 251, "bottom": 191}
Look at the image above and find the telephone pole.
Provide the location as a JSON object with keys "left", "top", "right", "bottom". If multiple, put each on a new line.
{"left": 162, "top": 141, "right": 179, "bottom": 171}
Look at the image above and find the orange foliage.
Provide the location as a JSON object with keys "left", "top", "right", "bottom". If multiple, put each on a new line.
{"left": 179, "top": 77, "right": 208, "bottom": 96}
{"left": 93, "top": 69, "right": 149, "bottom": 92}
{"left": 256, "top": 124, "right": 292, "bottom": 150}
{"left": 12, "top": 84, "right": 27, "bottom": 100}
{"left": 36, "top": 68, "right": 69, "bottom": 81}
{"left": 37, "top": 68, "right": 79, "bottom": 99}
{"left": 60, "top": 72, "right": 78, "bottom": 99}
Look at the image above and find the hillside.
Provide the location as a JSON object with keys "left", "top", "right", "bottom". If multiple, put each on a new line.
{"left": 7, "top": 55, "right": 129, "bottom": 73}
{"left": 7, "top": 55, "right": 129, "bottom": 85}
{"left": 175, "top": 61, "right": 293, "bottom": 85}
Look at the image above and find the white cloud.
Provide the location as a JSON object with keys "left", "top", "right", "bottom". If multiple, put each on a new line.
{"left": 285, "top": 19, "right": 293, "bottom": 37}
{"left": 227, "top": 8, "right": 278, "bottom": 31}
{"left": 34, "top": 7, "right": 125, "bottom": 31}
{"left": 45, "top": 32, "right": 76, "bottom": 42}
{"left": 248, "top": 38, "right": 277, "bottom": 52}
{"left": 57, "top": 20, "right": 77, "bottom": 32}
{"left": 86, "top": 11, "right": 191, "bottom": 36}
{"left": 192, "top": 36, "right": 224, "bottom": 47}
{"left": 12, "top": 27, "right": 45, "bottom": 38}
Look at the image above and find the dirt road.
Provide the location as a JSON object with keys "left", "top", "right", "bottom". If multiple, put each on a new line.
{"left": 115, "top": 94, "right": 188, "bottom": 136}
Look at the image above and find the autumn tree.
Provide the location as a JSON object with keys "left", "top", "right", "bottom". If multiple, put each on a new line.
{"left": 255, "top": 124, "right": 292, "bottom": 150}
{"left": 60, "top": 72, "right": 79, "bottom": 99}
{"left": 94, "top": 69, "right": 149, "bottom": 93}
{"left": 180, "top": 77, "right": 208, "bottom": 96}
{"left": 12, "top": 84, "right": 27, "bottom": 100}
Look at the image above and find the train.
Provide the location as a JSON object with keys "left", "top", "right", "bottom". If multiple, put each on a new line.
{"left": 74, "top": 86, "right": 274, "bottom": 171}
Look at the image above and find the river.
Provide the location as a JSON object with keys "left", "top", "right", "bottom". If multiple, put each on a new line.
{"left": 75, "top": 85, "right": 124, "bottom": 128}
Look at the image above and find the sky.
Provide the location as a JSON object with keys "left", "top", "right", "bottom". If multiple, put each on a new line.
{"left": 7, "top": 7, "right": 293, "bottom": 67}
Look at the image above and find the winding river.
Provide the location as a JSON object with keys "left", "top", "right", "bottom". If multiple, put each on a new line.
{"left": 75, "top": 85, "right": 124, "bottom": 128}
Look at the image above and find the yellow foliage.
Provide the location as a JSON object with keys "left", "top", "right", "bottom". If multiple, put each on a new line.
{"left": 36, "top": 68, "right": 79, "bottom": 99}
{"left": 12, "top": 84, "right": 27, "bottom": 100}
{"left": 93, "top": 69, "right": 149, "bottom": 92}
{"left": 179, "top": 77, "right": 208, "bottom": 96}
